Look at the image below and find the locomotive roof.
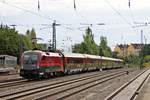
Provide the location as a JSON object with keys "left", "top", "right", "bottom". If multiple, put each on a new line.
{"left": 23, "top": 50, "right": 61, "bottom": 57}
{"left": 23, "top": 50, "right": 43, "bottom": 54}
{"left": 42, "top": 52, "right": 62, "bottom": 57}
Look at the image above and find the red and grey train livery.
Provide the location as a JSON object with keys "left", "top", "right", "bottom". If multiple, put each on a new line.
{"left": 20, "top": 50, "right": 123, "bottom": 79}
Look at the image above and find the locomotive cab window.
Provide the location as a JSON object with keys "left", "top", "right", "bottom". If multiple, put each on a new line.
{"left": 23, "top": 54, "right": 38, "bottom": 65}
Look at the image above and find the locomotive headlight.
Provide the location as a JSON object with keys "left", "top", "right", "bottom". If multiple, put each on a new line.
{"left": 39, "top": 73, "right": 44, "bottom": 75}
{"left": 21, "top": 65, "right": 24, "bottom": 69}
{"left": 37, "top": 65, "right": 39, "bottom": 68}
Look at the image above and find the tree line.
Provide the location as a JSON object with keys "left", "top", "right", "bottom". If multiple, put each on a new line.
{"left": 0, "top": 24, "right": 149, "bottom": 67}
{"left": 123, "top": 44, "right": 150, "bottom": 67}
{"left": 0, "top": 25, "right": 113, "bottom": 58}
{"left": 72, "top": 27, "right": 150, "bottom": 67}
{"left": 0, "top": 24, "right": 38, "bottom": 58}
{"left": 72, "top": 27, "right": 112, "bottom": 57}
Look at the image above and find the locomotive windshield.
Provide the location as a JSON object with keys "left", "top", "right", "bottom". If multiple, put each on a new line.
{"left": 23, "top": 53, "right": 39, "bottom": 69}
{"left": 23, "top": 54, "right": 38, "bottom": 64}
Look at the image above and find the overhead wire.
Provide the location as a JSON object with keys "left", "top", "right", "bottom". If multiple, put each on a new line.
{"left": 0, "top": 1, "right": 54, "bottom": 21}
{"left": 128, "top": 0, "right": 149, "bottom": 28}
{"left": 103, "top": 0, "right": 141, "bottom": 45}
{"left": 0, "top": 15, "right": 30, "bottom": 28}
{"left": 73, "top": 0, "right": 76, "bottom": 10}
{"left": 0, "top": 0, "right": 76, "bottom": 31}
{"left": 72, "top": 0, "right": 92, "bottom": 31}
{"left": 104, "top": 0, "right": 132, "bottom": 27}
{"left": 128, "top": 0, "right": 135, "bottom": 25}
{"left": 128, "top": 0, "right": 150, "bottom": 29}
{"left": 0, "top": 0, "right": 105, "bottom": 33}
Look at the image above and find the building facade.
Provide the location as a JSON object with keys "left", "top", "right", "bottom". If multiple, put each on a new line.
{"left": 114, "top": 43, "right": 143, "bottom": 57}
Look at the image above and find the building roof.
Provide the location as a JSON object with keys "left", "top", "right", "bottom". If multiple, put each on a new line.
{"left": 116, "top": 44, "right": 128, "bottom": 50}
{"left": 116, "top": 43, "right": 144, "bottom": 50}
{"left": 0, "top": 55, "right": 17, "bottom": 60}
{"left": 130, "top": 43, "right": 143, "bottom": 49}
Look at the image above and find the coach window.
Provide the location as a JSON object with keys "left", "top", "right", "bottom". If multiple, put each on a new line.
{"left": 67, "top": 58, "right": 73, "bottom": 63}
{"left": 67, "top": 58, "right": 83, "bottom": 64}
{"left": 76, "top": 58, "right": 83, "bottom": 64}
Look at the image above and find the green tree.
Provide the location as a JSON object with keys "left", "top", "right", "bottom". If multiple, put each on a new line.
{"left": 0, "top": 25, "right": 20, "bottom": 57}
{"left": 21, "top": 35, "right": 32, "bottom": 51}
{"left": 99, "top": 47, "right": 104, "bottom": 57}
{"left": 25, "top": 28, "right": 37, "bottom": 49}
{"left": 26, "top": 29, "right": 30, "bottom": 39}
{"left": 140, "top": 44, "right": 150, "bottom": 57}
{"left": 72, "top": 27, "right": 98, "bottom": 55}
{"left": 139, "top": 44, "right": 150, "bottom": 67}
{"left": 37, "top": 43, "right": 48, "bottom": 51}
{"left": 72, "top": 42, "right": 86, "bottom": 53}
{"left": 144, "top": 55, "right": 150, "bottom": 62}
{"left": 31, "top": 28, "right": 37, "bottom": 43}
{"left": 0, "top": 24, "right": 33, "bottom": 58}
{"left": 126, "top": 55, "right": 140, "bottom": 64}
{"left": 112, "top": 51, "right": 118, "bottom": 58}
{"left": 83, "top": 27, "right": 98, "bottom": 54}
{"left": 99, "top": 36, "right": 112, "bottom": 57}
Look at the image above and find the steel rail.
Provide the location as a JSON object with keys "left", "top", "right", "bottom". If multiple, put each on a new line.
{"left": 0, "top": 70, "right": 112, "bottom": 89}
{"left": 54, "top": 72, "right": 127, "bottom": 100}
{"left": 0, "top": 70, "right": 113, "bottom": 97}
{"left": 34, "top": 71, "right": 129, "bottom": 100}
{"left": 0, "top": 79, "right": 27, "bottom": 88}
{"left": 1, "top": 70, "right": 128, "bottom": 100}
{"left": 0, "top": 77, "right": 22, "bottom": 83}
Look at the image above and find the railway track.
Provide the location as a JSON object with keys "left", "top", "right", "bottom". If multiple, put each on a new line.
{"left": 105, "top": 68, "right": 150, "bottom": 100}
{"left": 0, "top": 69, "right": 131, "bottom": 100}
{"left": 0, "top": 69, "right": 118, "bottom": 90}
{"left": 0, "top": 69, "right": 127, "bottom": 92}
{"left": 0, "top": 77, "right": 22, "bottom": 83}
{"left": 43, "top": 71, "right": 128, "bottom": 100}
{"left": 0, "top": 74, "right": 21, "bottom": 83}
{"left": 0, "top": 79, "right": 28, "bottom": 88}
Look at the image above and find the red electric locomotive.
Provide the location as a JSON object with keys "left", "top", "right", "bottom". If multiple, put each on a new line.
{"left": 20, "top": 50, "right": 123, "bottom": 79}
{"left": 20, "top": 50, "right": 64, "bottom": 79}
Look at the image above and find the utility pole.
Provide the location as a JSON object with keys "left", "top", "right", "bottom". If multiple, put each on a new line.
{"left": 144, "top": 36, "right": 147, "bottom": 44}
{"left": 141, "top": 30, "right": 143, "bottom": 44}
{"left": 52, "top": 20, "right": 60, "bottom": 52}
{"left": 140, "top": 30, "right": 144, "bottom": 69}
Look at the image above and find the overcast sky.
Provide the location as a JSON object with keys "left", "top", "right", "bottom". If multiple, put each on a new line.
{"left": 0, "top": 0, "right": 150, "bottom": 51}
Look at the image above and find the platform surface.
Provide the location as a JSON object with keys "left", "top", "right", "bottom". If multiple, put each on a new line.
{"left": 136, "top": 75, "right": 150, "bottom": 100}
